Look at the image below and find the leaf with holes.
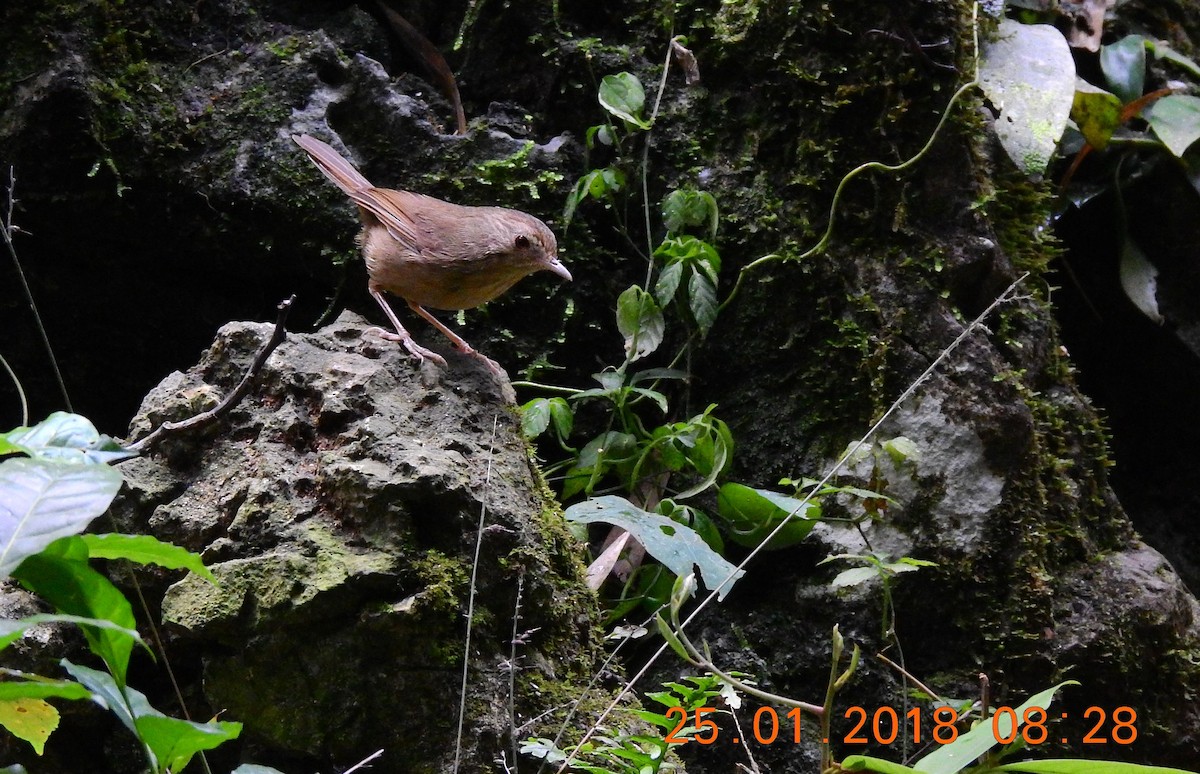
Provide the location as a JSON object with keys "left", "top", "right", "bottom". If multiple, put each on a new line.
{"left": 565, "top": 496, "right": 744, "bottom": 599}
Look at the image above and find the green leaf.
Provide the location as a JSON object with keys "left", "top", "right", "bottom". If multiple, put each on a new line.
{"left": 14, "top": 549, "right": 139, "bottom": 687}
{"left": 520, "top": 737, "right": 569, "bottom": 764}
{"left": 1100, "top": 35, "right": 1146, "bottom": 104}
{"left": 598, "top": 72, "right": 652, "bottom": 129}
{"left": 3, "top": 413, "right": 134, "bottom": 465}
{"left": 0, "top": 672, "right": 92, "bottom": 702}
{"left": 654, "top": 613, "right": 692, "bottom": 662}
{"left": 565, "top": 496, "right": 744, "bottom": 599}
{"left": 0, "top": 697, "right": 58, "bottom": 755}
{"left": 616, "top": 286, "right": 665, "bottom": 361}
{"left": 830, "top": 566, "right": 878, "bottom": 588}
{"left": 1147, "top": 94, "right": 1200, "bottom": 158}
{"left": 0, "top": 458, "right": 123, "bottom": 578}
{"left": 841, "top": 755, "right": 920, "bottom": 774}
{"left": 562, "top": 432, "right": 637, "bottom": 500}
{"left": 1147, "top": 39, "right": 1200, "bottom": 80}
{"left": 996, "top": 761, "right": 1198, "bottom": 774}
{"left": 881, "top": 436, "right": 920, "bottom": 464}
{"left": 62, "top": 660, "right": 240, "bottom": 772}
{"left": 1071, "top": 79, "right": 1122, "bottom": 150}
{"left": 80, "top": 534, "right": 216, "bottom": 584}
{"left": 1118, "top": 238, "right": 1163, "bottom": 325}
{"left": 687, "top": 269, "right": 719, "bottom": 338}
{"left": 520, "top": 398, "right": 552, "bottom": 438}
{"left": 717, "top": 483, "right": 821, "bottom": 549}
{"left": 136, "top": 714, "right": 242, "bottom": 774}
{"left": 913, "top": 681, "right": 1079, "bottom": 774}
{"left": 978, "top": 19, "right": 1076, "bottom": 175}
{"left": 548, "top": 397, "right": 574, "bottom": 440}
{"left": 662, "top": 189, "right": 718, "bottom": 237}
{"left": 654, "top": 260, "right": 685, "bottom": 307}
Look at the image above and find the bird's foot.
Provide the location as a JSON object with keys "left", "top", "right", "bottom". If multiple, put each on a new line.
{"left": 365, "top": 326, "right": 448, "bottom": 367}
{"left": 469, "top": 349, "right": 506, "bottom": 378}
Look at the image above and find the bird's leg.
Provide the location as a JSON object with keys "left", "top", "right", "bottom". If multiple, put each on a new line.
{"left": 407, "top": 301, "right": 506, "bottom": 377}
{"left": 368, "top": 289, "right": 447, "bottom": 366}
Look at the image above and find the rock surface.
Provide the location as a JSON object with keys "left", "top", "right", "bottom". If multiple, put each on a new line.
{"left": 108, "top": 312, "right": 609, "bottom": 773}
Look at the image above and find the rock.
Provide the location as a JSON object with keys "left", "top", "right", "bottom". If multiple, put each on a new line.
{"left": 108, "top": 312, "right": 610, "bottom": 772}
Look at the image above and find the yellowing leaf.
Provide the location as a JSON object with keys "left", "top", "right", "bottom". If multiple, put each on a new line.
{"left": 1071, "top": 79, "right": 1122, "bottom": 149}
{"left": 0, "top": 697, "right": 59, "bottom": 754}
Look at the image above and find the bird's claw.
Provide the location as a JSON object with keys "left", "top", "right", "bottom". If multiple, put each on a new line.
{"left": 365, "top": 326, "right": 448, "bottom": 367}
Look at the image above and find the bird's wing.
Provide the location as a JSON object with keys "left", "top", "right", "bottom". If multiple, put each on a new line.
{"left": 347, "top": 188, "right": 431, "bottom": 251}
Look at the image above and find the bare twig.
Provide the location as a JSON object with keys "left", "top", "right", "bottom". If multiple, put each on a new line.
{"left": 127, "top": 296, "right": 295, "bottom": 454}
{"left": 3, "top": 166, "right": 73, "bottom": 413}
{"left": 455, "top": 413, "right": 501, "bottom": 772}
{"left": 343, "top": 748, "right": 385, "bottom": 773}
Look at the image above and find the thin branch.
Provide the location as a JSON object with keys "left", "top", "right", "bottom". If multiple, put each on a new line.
{"left": 3, "top": 166, "right": 73, "bottom": 412}
{"left": 127, "top": 296, "right": 294, "bottom": 454}
{"left": 455, "top": 413, "right": 501, "bottom": 772}
{"left": 343, "top": 749, "right": 385, "bottom": 773}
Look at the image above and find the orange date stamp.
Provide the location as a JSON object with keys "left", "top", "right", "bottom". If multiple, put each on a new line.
{"left": 664, "top": 705, "right": 1138, "bottom": 747}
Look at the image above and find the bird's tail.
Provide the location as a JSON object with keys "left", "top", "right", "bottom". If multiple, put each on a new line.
{"left": 293, "top": 134, "right": 373, "bottom": 193}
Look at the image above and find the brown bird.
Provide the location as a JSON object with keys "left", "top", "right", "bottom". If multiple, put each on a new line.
{"left": 293, "top": 134, "right": 571, "bottom": 374}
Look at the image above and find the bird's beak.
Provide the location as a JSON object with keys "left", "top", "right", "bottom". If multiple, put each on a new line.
{"left": 546, "top": 257, "right": 572, "bottom": 282}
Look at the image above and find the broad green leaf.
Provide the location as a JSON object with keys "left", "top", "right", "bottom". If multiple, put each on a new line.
{"left": 14, "top": 549, "right": 139, "bottom": 687}
{"left": 913, "top": 681, "right": 1079, "bottom": 774}
{"left": 62, "top": 659, "right": 148, "bottom": 737}
{"left": 717, "top": 483, "right": 821, "bottom": 549}
{"left": 63, "top": 659, "right": 240, "bottom": 771}
{"left": 565, "top": 496, "right": 744, "bottom": 599}
{"left": 0, "top": 697, "right": 57, "bottom": 754}
{"left": 654, "top": 260, "right": 684, "bottom": 307}
{"left": 997, "top": 761, "right": 1197, "bottom": 774}
{"left": 1071, "top": 79, "right": 1122, "bottom": 150}
{"left": 520, "top": 737, "right": 569, "bottom": 764}
{"left": 136, "top": 713, "right": 242, "bottom": 774}
{"left": 0, "top": 672, "right": 92, "bottom": 702}
{"left": 881, "top": 436, "right": 920, "bottom": 464}
{"left": 1147, "top": 94, "right": 1200, "bottom": 158}
{"left": 0, "top": 458, "right": 122, "bottom": 579}
{"left": 841, "top": 755, "right": 920, "bottom": 774}
{"left": 4, "top": 413, "right": 134, "bottom": 465}
{"left": 830, "top": 566, "right": 878, "bottom": 588}
{"left": 548, "top": 397, "right": 574, "bottom": 440}
{"left": 520, "top": 398, "right": 552, "bottom": 438}
{"left": 598, "top": 72, "right": 651, "bottom": 129}
{"left": 561, "top": 432, "right": 637, "bottom": 500}
{"left": 1100, "top": 35, "right": 1146, "bottom": 104}
{"left": 662, "top": 189, "right": 718, "bottom": 237}
{"left": 978, "top": 19, "right": 1076, "bottom": 175}
{"left": 0, "top": 614, "right": 143, "bottom": 653}
{"left": 616, "top": 286, "right": 665, "bottom": 361}
{"left": 1119, "top": 238, "right": 1163, "bottom": 325}
{"left": 687, "top": 269, "right": 719, "bottom": 338}
{"left": 80, "top": 534, "right": 216, "bottom": 584}
{"left": 1148, "top": 39, "right": 1200, "bottom": 80}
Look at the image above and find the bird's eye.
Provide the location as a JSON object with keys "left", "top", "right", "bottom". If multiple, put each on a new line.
{"left": 515, "top": 235, "right": 531, "bottom": 249}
